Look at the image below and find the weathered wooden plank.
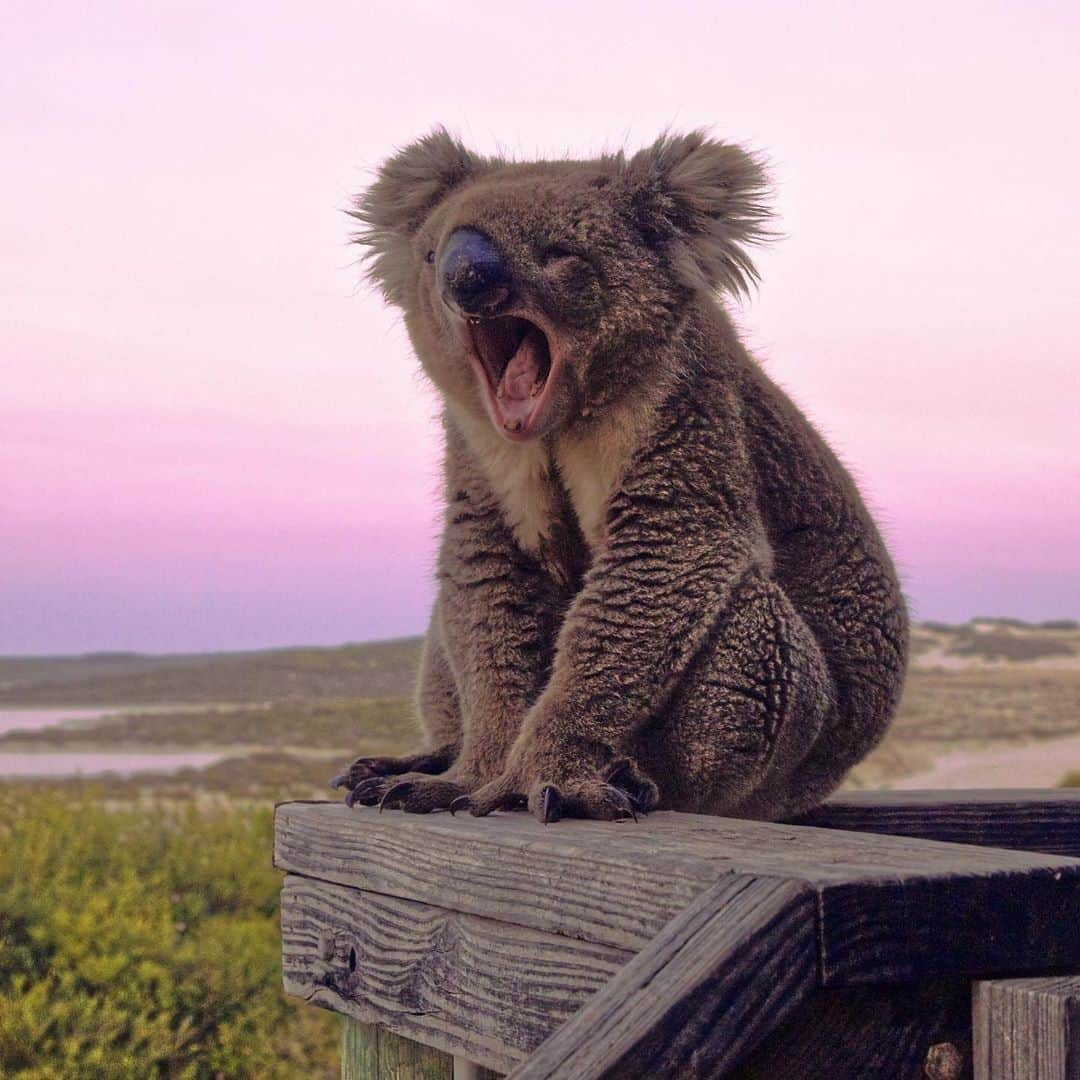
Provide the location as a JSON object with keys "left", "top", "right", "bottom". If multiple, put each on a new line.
{"left": 281, "top": 874, "right": 629, "bottom": 1073}
{"left": 339, "top": 1019, "right": 501, "bottom": 1079}
{"left": 276, "top": 801, "right": 717, "bottom": 951}
{"left": 275, "top": 802, "right": 1080, "bottom": 984}
{"left": 342, "top": 1018, "right": 381, "bottom": 1079}
{"left": 453, "top": 1059, "right": 502, "bottom": 1080}
{"left": 795, "top": 789, "right": 1080, "bottom": 857}
{"left": 732, "top": 978, "right": 973, "bottom": 1079}
{"left": 509, "top": 876, "right": 817, "bottom": 1079}
{"left": 819, "top": 866, "right": 1079, "bottom": 985}
{"left": 342, "top": 1018, "right": 455, "bottom": 1079}
{"left": 974, "top": 976, "right": 1080, "bottom": 1078}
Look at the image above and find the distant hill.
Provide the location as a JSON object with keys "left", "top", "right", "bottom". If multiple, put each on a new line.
{"left": 0, "top": 639, "right": 423, "bottom": 706}
{"left": 1, "top": 617, "right": 1076, "bottom": 708}
{"left": 910, "top": 619, "right": 1079, "bottom": 667}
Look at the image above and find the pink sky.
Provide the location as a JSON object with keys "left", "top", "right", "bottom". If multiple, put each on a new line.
{"left": 2, "top": 0, "right": 1078, "bottom": 653}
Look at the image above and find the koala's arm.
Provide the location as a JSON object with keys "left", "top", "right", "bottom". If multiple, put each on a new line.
{"left": 434, "top": 469, "right": 571, "bottom": 786}
{"left": 333, "top": 434, "right": 569, "bottom": 797}
{"left": 473, "top": 390, "right": 768, "bottom": 810}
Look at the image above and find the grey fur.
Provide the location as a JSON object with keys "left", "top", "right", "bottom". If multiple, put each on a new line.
{"left": 334, "top": 129, "right": 908, "bottom": 823}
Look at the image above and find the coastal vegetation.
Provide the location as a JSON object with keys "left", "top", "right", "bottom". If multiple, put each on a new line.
{"left": 0, "top": 617, "right": 1076, "bottom": 1073}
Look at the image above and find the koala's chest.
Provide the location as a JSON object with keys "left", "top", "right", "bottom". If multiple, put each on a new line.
{"left": 552, "top": 441, "right": 617, "bottom": 551}
{"left": 490, "top": 438, "right": 623, "bottom": 562}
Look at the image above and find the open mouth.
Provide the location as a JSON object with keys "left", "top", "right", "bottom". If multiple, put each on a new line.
{"left": 466, "top": 313, "right": 558, "bottom": 440}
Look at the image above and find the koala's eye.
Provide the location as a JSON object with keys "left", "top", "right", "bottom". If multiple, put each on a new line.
{"left": 425, "top": 250, "right": 436, "bottom": 264}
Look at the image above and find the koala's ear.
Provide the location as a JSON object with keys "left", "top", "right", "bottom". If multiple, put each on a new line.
{"left": 350, "top": 129, "right": 485, "bottom": 303}
{"left": 619, "top": 130, "right": 772, "bottom": 298}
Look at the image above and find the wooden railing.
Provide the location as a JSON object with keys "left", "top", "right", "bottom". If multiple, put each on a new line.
{"left": 275, "top": 789, "right": 1080, "bottom": 1078}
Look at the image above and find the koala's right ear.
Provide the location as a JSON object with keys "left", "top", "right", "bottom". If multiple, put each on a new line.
{"left": 350, "top": 129, "right": 484, "bottom": 304}
{"left": 618, "top": 130, "right": 772, "bottom": 300}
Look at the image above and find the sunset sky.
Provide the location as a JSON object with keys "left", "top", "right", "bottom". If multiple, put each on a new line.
{"left": 3, "top": 0, "right": 1078, "bottom": 653}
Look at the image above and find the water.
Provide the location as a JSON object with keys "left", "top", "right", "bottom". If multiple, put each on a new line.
{"left": 0, "top": 707, "right": 223, "bottom": 779}
{"left": 0, "top": 751, "right": 226, "bottom": 778}
{"left": 0, "top": 708, "right": 122, "bottom": 737}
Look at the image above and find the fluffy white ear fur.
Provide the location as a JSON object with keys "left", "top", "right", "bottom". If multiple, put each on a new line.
{"left": 621, "top": 130, "right": 772, "bottom": 298}
{"left": 350, "top": 128, "right": 484, "bottom": 304}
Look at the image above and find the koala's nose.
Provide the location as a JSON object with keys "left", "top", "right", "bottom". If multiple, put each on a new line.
{"left": 437, "top": 229, "right": 512, "bottom": 316}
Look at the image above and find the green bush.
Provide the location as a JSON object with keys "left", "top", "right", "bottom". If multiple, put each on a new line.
{"left": 0, "top": 789, "right": 337, "bottom": 1078}
{"left": 1059, "top": 771, "right": 1080, "bottom": 788}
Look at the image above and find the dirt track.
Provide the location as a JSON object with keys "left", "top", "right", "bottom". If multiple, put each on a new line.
{"left": 893, "top": 733, "right": 1080, "bottom": 789}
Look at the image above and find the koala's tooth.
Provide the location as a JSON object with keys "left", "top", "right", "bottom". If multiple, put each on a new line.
{"left": 468, "top": 317, "right": 480, "bottom": 326}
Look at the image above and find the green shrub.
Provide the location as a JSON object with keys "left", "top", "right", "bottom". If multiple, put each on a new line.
{"left": 946, "top": 629, "right": 1075, "bottom": 662}
{"left": 1059, "top": 771, "right": 1080, "bottom": 788}
{"left": 0, "top": 789, "right": 337, "bottom": 1078}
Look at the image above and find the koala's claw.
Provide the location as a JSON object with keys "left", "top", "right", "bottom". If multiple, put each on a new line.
{"left": 346, "top": 775, "right": 389, "bottom": 807}
{"left": 531, "top": 779, "right": 641, "bottom": 823}
{"left": 378, "top": 781, "right": 415, "bottom": 812}
{"left": 333, "top": 756, "right": 393, "bottom": 789}
{"left": 345, "top": 773, "right": 474, "bottom": 814}
{"left": 603, "top": 757, "right": 660, "bottom": 814}
{"left": 331, "top": 747, "right": 456, "bottom": 794}
{"left": 448, "top": 795, "right": 472, "bottom": 816}
{"left": 539, "top": 785, "right": 561, "bottom": 824}
{"left": 608, "top": 785, "right": 639, "bottom": 822}
{"left": 466, "top": 785, "right": 527, "bottom": 817}
{"left": 466, "top": 762, "right": 654, "bottom": 823}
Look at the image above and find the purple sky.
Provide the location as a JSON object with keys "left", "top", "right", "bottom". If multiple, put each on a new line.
{"left": 3, "top": 0, "right": 1078, "bottom": 654}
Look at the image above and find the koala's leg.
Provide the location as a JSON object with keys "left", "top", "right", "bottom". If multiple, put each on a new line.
{"left": 631, "top": 570, "right": 835, "bottom": 820}
{"left": 331, "top": 606, "right": 461, "bottom": 795}
{"left": 414, "top": 604, "right": 464, "bottom": 752}
{"left": 764, "top": 524, "right": 909, "bottom": 816}
{"left": 346, "top": 456, "right": 581, "bottom": 813}
{"left": 350, "top": 574, "right": 568, "bottom": 812}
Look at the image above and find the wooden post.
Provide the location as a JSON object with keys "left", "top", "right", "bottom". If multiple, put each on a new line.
{"left": 341, "top": 1018, "right": 502, "bottom": 1079}
{"left": 973, "top": 977, "right": 1080, "bottom": 1079}
{"left": 511, "top": 876, "right": 817, "bottom": 1079}
{"left": 275, "top": 800, "right": 1080, "bottom": 1078}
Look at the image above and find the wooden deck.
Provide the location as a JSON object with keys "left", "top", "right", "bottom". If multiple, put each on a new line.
{"left": 276, "top": 789, "right": 1080, "bottom": 1078}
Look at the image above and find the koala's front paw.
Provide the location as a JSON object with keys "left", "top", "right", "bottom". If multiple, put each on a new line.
{"left": 329, "top": 746, "right": 455, "bottom": 793}
{"left": 345, "top": 771, "right": 471, "bottom": 813}
{"left": 464, "top": 755, "right": 660, "bottom": 824}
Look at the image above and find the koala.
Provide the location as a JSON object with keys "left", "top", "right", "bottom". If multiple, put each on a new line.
{"left": 330, "top": 129, "right": 909, "bottom": 823}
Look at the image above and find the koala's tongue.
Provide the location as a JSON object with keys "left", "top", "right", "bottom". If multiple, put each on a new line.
{"left": 496, "top": 324, "right": 546, "bottom": 426}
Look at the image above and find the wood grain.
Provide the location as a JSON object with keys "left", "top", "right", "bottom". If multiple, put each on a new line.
{"left": 342, "top": 1018, "right": 381, "bottom": 1080}
{"left": 974, "top": 975, "right": 1080, "bottom": 1079}
{"left": 339, "top": 1018, "right": 503, "bottom": 1080}
{"left": 277, "top": 802, "right": 716, "bottom": 951}
{"left": 795, "top": 789, "right": 1080, "bottom": 857}
{"left": 509, "top": 876, "right": 817, "bottom": 1079}
{"left": 817, "top": 867, "right": 1079, "bottom": 985}
{"left": 275, "top": 801, "right": 1080, "bottom": 983}
{"left": 452, "top": 1058, "right": 502, "bottom": 1080}
{"left": 733, "top": 978, "right": 973, "bottom": 1079}
{"left": 342, "top": 1018, "right": 457, "bottom": 1079}
{"left": 281, "top": 874, "right": 629, "bottom": 1073}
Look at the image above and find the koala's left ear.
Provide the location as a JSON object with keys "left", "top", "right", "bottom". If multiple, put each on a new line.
{"left": 350, "top": 128, "right": 485, "bottom": 304}
{"left": 619, "top": 130, "right": 772, "bottom": 298}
